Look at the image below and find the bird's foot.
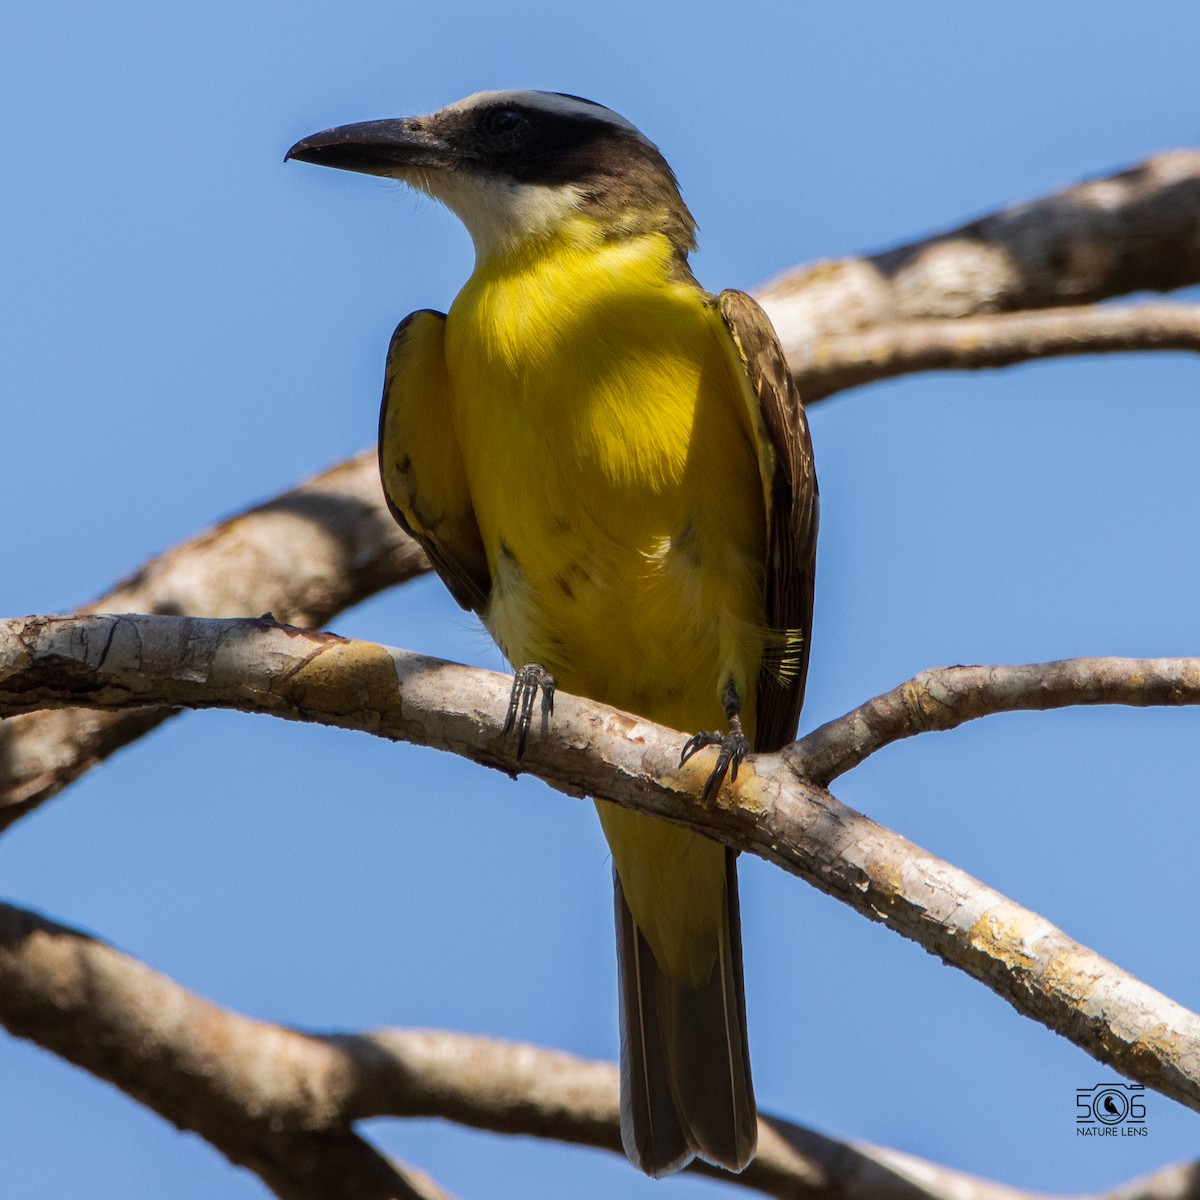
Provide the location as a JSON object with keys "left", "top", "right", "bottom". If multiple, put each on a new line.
{"left": 504, "top": 663, "right": 555, "bottom": 757}
{"left": 680, "top": 718, "right": 750, "bottom": 803}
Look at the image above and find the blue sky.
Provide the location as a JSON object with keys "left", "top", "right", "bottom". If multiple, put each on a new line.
{"left": 3, "top": 3, "right": 1200, "bottom": 1196}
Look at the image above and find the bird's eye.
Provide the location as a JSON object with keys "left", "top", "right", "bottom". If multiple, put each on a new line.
{"left": 482, "top": 107, "right": 524, "bottom": 137}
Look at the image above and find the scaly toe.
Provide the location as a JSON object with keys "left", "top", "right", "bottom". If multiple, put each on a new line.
{"left": 680, "top": 729, "right": 723, "bottom": 767}
{"left": 504, "top": 663, "right": 556, "bottom": 757}
{"left": 699, "top": 730, "right": 751, "bottom": 803}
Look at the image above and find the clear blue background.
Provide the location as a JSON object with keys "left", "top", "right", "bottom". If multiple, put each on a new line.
{"left": 3, "top": 3, "right": 1199, "bottom": 1195}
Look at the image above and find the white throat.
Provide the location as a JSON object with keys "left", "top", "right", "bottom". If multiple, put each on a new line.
{"left": 415, "top": 171, "right": 586, "bottom": 262}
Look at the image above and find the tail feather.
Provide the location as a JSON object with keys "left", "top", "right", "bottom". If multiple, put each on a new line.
{"left": 616, "top": 884, "right": 692, "bottom": 1176}
{"left": 614, "top": 849, "right": 757, "bottom": 1177}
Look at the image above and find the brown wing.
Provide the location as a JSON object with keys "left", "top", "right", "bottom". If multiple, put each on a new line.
{"left": 378, "top": 310, "right": 491, "bottom": 614}
{"left": 717, "top": 290, "right": 818, "bottom": 753}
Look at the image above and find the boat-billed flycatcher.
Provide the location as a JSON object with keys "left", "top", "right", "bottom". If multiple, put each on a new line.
{"left": 287, "top": 90, "right": 818, "bottom": 1178}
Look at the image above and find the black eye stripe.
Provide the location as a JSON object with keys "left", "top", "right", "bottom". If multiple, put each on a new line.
{"left": 482, "top": 107, "right": 524, "bottom": 136}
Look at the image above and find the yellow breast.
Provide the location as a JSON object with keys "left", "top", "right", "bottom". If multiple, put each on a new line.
{"left": 444, "top": 225, "right": 767, "bottom": 736}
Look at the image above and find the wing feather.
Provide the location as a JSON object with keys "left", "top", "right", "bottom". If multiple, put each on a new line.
{"left": 717, "top": 290, "right": 818, "bottom": 753}
{"left": 378, "top": 310, "right": 491, "bottom": 614}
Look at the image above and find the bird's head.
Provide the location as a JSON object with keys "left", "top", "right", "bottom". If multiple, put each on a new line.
{"left": 286, "top": 90, "right": 696, "bottom": 263}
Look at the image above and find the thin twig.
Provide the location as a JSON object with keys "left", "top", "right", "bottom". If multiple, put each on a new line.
{"left": 797, "top": 303, "right": 1200, "bottom": 401}
{"left": 790, "top": 657, "right": 1200, "bottom": 785}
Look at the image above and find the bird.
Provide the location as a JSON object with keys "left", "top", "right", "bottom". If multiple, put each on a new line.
{"left": 286, "top": 90, "right": 818, "bottom": 1177}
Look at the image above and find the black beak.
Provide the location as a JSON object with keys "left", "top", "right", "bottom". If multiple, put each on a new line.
{"left": 285, "top": 118, "right": 450, "bottom": 177}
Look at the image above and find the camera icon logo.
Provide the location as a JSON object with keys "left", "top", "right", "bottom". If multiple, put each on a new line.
{"left": 1075, "top": 1083, "right": 1146, "bottom": 1126}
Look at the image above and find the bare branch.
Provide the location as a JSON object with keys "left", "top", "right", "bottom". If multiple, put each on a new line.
{"left": 5, "top": 613, "right": 1200, "bottom": 1117}
{"left": 3, "top": 897, "right": 1194, "bottom": 1200}
{"left": 0, "top": 451, "right": 427, "bottom": 832}
{"left": 791, "top": 657, "right": 1200, "bottom": 785}
{"left": 0, "top": 901, "right": 454, "bottom": 1200}
{"left": 797, "top": 303, "right": 1200, "bottom": 401}
{"left": 4, "top": 151, "right": 1199, "bottom": 832}
{"left": 1101, "top": 1164, "right": 1200, "bottom": 1200}
{"left": 760, "top": 149, "right": 1200, "bottom": 358}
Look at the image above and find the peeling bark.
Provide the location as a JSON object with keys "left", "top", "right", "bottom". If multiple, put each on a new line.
{"left": 4, "top": 613, "right": 1200, "bottom": 1121}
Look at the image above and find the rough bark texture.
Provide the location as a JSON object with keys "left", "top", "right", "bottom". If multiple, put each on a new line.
{"left": 797, "top": 303, "right": 1200, "bottom": 401}
{"left": 2, "top": 898, "right": 1195, "bottom": 1200}
{"left": 759, "top": 149, "right": 1200, "bottom": 350}
{"left": 0, "top": 451, "right": 427, "bottom": 831}
{"left": 791, "top": 657, "right": 1200, "bottom": 784}
{"left": 3, "top": 150, "right": 1199, "bottom": 833}
{"left": 6, "top": 147, "right": 1200, "bottom": 1197}
{"left": 0, "top": 902, "right": 454, "bottom": 1200}
{"left": 5, "top": 613, "right": 1200, "bottom": 1122}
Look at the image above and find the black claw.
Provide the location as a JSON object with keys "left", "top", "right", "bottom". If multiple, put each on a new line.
{"left": 504, "top": 663, "right": 555, "bottom": 757}
{"left": 681, "top": 725, "right": 750, "bottom": 803}
{"left": 680, "top": 729, "right": 722, "bottom": 767}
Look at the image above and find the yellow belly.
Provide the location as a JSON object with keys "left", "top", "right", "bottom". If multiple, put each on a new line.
{"left": 444, "top": 230, "right": 766, "bottom": 981}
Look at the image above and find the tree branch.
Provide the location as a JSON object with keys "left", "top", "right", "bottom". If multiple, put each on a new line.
{"left": 5, "top": 613, "right": 1200, "bottom": 1118}
{"left": 792, "top": 657, "right": 1200, "bottom": 784}
{"left": 3, "top": 151, "right": 1198, "bottom": 832}
{"left": 797, "top": 303, "right": 1200, "bottom": 401}
{"left": 0, "top": 451, "right": 427, "bottom": 831}
{"left": 2, "top": 897, "right": 1194, "bottom": 1200}
{"left": 0, "top": 900, "right": 455, "bottom": 1200}
{"left": 759, "top": 149, "right": 1200, "bottom": 352}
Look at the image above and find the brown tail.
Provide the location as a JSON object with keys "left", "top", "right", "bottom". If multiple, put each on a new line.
{"left": 614, "top": 847, "right": 757, "bottom": 1177}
